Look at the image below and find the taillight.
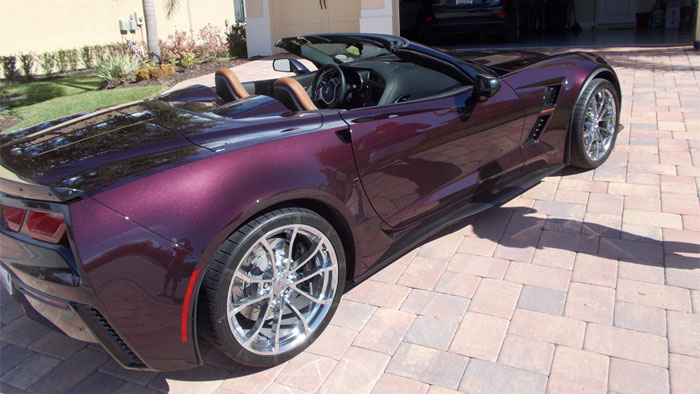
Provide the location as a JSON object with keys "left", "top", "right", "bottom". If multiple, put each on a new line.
{"left": 2, "top": 206, "right": 66, "bottom": 244}
{"left": 497, "top": 12, "right": 508, "bottom": 19}
{"left": 25, "top": 211, "right": 66, "bottom": 244}
{"left": 3, "top": 206, "right": 27, "bottom": 232}
{"left": 425, "top": 16, "right": 433, "bottom": 22}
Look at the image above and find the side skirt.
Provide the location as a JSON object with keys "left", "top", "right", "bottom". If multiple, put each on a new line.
{"left": 352, "top": 163, "right": 565, "bottom": 285}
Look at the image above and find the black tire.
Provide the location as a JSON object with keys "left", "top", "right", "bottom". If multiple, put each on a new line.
{"left": 198, "top": 207, "right": 346, "bottom": 367}
{"left": 569, "top": 78, "right": 620, "bottom": 169}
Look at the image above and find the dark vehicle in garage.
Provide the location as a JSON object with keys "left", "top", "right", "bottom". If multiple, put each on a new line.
{"left": 0, "top": 33, "right": 620, "bottom": 371}
{"left": 401, "top": 0, "right": 533, "bottom": 42}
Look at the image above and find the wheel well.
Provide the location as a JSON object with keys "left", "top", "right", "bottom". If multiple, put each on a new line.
{"left": 256, "top": 199, "right": 357, "bottom": 283}
{"left": 565, "top": 69, "right": 621, "bottom": 165}
{"left": 594, "top": 70, "right": 621, "bottom": 99}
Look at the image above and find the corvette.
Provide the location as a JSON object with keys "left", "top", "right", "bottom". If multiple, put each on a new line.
{"left": 0, "top": 33, "right": 620, "bottom": 371}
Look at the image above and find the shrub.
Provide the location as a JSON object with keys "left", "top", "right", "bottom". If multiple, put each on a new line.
{"left": 19, "top": 53, "right": 35, "bottom": 79}
{"left": 93, "top": 45, "right": 106, "bottom": 63}
{"left": 134, "top": 68, "right": 150, "bottom": 81}
{"left": 81, "top": 46, "right": 94, "bottom": 69}
{"left": 159, "top": 26, "right": 227, "bottom": 67}
{"left": 160, "top": 63, "right": 176, "bottom": 76}
{"left": 197, "top": 24, "right": 228, "bottom": 61}
{"left": 39, "top": 52, "right": 57, "bottom": 75}
{"left": 227, "top": 23, "right": 247, "bottom": 59}
{"left": 1, "top": 55, "right": 19, "bottom": 81}
{"left": 159, "top": 30, "right": 197, "bottom": 66}
{"left": 105, "top": 42, "right": 130, "bottom": 55}
{"left": 95, "top": 51, "right": 140, "bottom": 87}
{"left": 57, "top": 50, "right": 69, "bottom": 73}
{"left": 67, "top": 49, "right": 79, "bottom": 71}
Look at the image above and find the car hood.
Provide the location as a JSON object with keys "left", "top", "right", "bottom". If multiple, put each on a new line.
{"left": 446, "top": 50, "right": 550, "bottom": 73}
{"left": 0, "top": 102, "right": 216, "bottom": 197}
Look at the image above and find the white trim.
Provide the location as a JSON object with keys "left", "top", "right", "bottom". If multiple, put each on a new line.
{"left": 360, "top": 0, "right": 394, "bottom": 34}
{"left": 246, "top": 0, "right": 272, "bottom": 56}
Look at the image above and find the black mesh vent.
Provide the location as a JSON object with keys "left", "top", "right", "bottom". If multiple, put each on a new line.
{"left": 74, "top": 304, "right": 147, "bottom": 369}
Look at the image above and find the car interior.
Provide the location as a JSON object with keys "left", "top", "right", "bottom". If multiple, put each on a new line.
{"left": 213, "top": 56, "right": 466, "bottom": 113}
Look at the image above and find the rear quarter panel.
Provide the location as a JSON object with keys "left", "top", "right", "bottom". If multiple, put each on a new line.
{"left": 70, "top": 117, "right": 392, "bottom": 369}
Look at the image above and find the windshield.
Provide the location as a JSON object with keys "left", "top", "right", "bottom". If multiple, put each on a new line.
{"left": 300, "top": 42, "right": 395, "bottom": 64}
{"left": 277, "top": 35, "right": 402, "bottom": 66}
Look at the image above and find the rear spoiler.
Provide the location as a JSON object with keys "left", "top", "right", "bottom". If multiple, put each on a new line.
{"left": 0, "top": 166, "right": 83, "bottom": 202}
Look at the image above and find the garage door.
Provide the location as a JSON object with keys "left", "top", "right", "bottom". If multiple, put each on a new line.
{"left": 270, "top": 0, "right": 360, "bottom": 43}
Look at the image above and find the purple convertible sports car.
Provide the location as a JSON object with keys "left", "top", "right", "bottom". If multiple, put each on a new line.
{"left": 0, "top": 34, "right": 620, "bottom": 371}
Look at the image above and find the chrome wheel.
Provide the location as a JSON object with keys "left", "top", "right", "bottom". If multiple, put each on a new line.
{"left": 226, "top": 224, "right": 339, "bottom": 355}
{"left": 583, "top": 87, "right": 617, "bottom": 162}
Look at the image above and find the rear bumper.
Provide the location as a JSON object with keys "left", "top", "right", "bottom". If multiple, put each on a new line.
{"left": 2, "top": 266, "right": 149, "bottom": 369}
{"left": 428, "top": 7, "right": 509, "bottom": 34}
{"left": 1, "top": 194, "right": 202, "bottom": 372}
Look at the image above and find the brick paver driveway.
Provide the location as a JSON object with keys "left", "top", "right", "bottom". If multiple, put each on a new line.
{"left": 1, "top": 46, "right": 699, "bottom": 394}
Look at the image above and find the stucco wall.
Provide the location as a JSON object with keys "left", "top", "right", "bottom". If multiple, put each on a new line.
{"left": 0, "top": 0, "right": 235, "bottom": 55}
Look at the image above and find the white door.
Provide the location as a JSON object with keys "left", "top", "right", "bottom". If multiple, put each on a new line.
{"left": 596, "top": 0, "right": 638, "bottom": 25}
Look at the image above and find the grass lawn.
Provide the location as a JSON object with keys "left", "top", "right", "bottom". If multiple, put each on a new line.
{"left": 1, "top": 74, "right": 167, "bottom": 131}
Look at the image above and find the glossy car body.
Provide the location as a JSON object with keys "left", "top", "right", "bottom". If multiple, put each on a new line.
{"left": 0, "top": 34, "right": 619, "bottom": 371}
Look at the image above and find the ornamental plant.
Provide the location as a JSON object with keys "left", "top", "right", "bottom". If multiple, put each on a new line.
{"left": 19, "top": 53, "right": 35, "bottom": 79}
{"left": 81, "top": 46, "right": 94, "bottom": 69}
{"left": 1, "top": 55, "right": 19, "bottom": 81}
{"left": 67, "top": 49, "right": 80, "bottom": 71}
{"left": 57, "top": 50, "right": 69, "bottom": 73}
{"left": 227, "top": 23, "right": 247, "bottom": 59}
{"left": 39, "top": 51, "right": 57, "bottom": 75}
{"left": 95, "top": 51, "right": 141, "bottom": 87}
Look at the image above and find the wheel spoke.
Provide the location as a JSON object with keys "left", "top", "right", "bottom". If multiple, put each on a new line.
{"left": 230, "top": 293, "right": 271, "bottom": 316}
{"left": 286, "top": 299, "right": 310, "bottom": 336}
{"left": 293, "top": 265, "right": 333, "bottom": 285}
{"left": 244, "top": 301, "right": 272, "bottom": 345}
{"left": 286, "top": 226, "right": 298, "bottom": 273}
{"left": 291, "top": 285, "right": 332, "bottom": 305}
{"left": 290, "top": 239, "right": 323, "bottom": 272}
{"left": 259, "top": 238, "right": 277, "bottom": 276}
{"left": 273, "top": 301, "right": 283, "bottom": 352}
{"left": 235, "top": 271, "right": 272, "bottom": 284}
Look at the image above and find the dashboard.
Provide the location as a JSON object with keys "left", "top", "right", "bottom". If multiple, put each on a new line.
{"left": 338, "top": 60, "right": 463, "bottom": 109}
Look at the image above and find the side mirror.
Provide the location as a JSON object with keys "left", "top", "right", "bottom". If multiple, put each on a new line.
{"left": 273, "top": 58, "right": 311, "bottom": 75}
{"left": 475, "top": 74, "right": 501, "bottom": 99}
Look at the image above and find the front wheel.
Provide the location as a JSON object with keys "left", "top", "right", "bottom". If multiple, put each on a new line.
{"left": 569, "top": 78, "right": 620, "bottom": 169}
{"left": 198, "top": 208, "right": 346, "bottom": 367}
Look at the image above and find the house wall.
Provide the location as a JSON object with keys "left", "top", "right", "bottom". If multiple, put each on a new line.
{"left": 244, "top": 0, "right": 398, "bottom": 57}
{"left": 0, "top": 0, "right": 236, "bottom": 55}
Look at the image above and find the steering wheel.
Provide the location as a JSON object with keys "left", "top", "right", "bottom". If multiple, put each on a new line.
{"left": 311, "top": 64, "right": 347, "bottom": 109}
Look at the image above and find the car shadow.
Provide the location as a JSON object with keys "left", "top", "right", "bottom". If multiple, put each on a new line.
{"left": 451, "top": 205, "right": 699, "bottom": 269}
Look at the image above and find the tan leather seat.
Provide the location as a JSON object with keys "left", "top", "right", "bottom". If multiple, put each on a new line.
{"left": 215, "top": 68, "right": 250, "bottom": 102}
{"left": 273, "top": 77, "right": 318, "bottom": 111}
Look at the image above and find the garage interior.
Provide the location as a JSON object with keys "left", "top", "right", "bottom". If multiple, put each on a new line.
{"left": 398, "top": 0, "right": 698, "bottom": 49}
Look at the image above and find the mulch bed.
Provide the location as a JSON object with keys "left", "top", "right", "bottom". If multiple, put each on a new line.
{"left": 126, "top": 58, "right": 252, "bottom": 88}
{"left": 0, "top": 114, "right": 19, "bottom": 131}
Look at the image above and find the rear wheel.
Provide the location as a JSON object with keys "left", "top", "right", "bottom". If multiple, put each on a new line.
{"left": 198, "top": 208, "right": 346, "bottom": 367}
{"left": 569, "top": 78, "right": 620, "bottom": 169}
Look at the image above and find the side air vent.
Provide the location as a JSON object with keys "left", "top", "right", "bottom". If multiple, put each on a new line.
{"left": 73, "top": 304, "right": 148, "bottom": 370}
{"left": 542, "top": 85, "right": 561, "bottom": 110}
{"left": 524, "top": 84, "right": 563, "bottom": 146}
